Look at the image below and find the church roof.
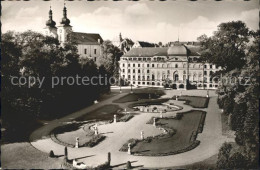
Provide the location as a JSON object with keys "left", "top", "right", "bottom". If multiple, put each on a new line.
{"left": 136, "top": 41, "right": 159, "bottom": 47}
{"left": 70, "top": 32, "right": 103, "bottom": 45}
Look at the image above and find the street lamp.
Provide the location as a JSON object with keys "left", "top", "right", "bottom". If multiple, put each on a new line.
{"left": 207, "top": 89, "right": 209, "bottom": 98}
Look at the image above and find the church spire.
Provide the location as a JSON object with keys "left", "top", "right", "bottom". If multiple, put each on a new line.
{"left": 46, "top": 5, "right": 56, "bottom": 28}
{"left": 119, "top": 32, "right": 123, "bottom": 42}
{"left": 60, "top": 1, "right": 71, "bottom": 26}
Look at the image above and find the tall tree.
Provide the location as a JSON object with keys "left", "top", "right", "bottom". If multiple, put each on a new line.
{"left": 198, "top": 21, "right": 250, "bottom": 72}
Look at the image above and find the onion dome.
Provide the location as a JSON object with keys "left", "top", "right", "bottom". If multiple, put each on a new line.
{"left": 60, "top": 5, "right": 71, "bottom": 26}
{"left": 46, "top": 6, "right": 56, "bottom": 28}
{"left": 167, "top": 45, "right": 187, "bottom": 56}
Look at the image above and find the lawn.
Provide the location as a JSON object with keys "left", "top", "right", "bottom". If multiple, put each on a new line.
{"left": 129, "top": 110, "right": 206, "bottom": 156}
{"left": 76, "top": 104, "right": 123, "bottom": 121}
{"left": 1, "top": 142, "right": 62, "bottom": 169}
{"left": 113, "top": 93, "right": 162, "bottom": 103}
{"left": 173, "top": 95, "right": 209, "bottom": 108}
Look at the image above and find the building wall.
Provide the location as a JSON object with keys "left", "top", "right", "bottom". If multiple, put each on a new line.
{"left": 77, "top": 44, "right": 102, "bottom": 62}
{"left": 119, "top": 56, "right": 221, "bottom": 89}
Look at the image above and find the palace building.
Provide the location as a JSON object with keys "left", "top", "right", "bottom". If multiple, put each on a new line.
{"left": 43, "top": 5, "right": 103, "bottom": 62}
{"left": 119, "top": 44, "right": 221, "bottom": 90}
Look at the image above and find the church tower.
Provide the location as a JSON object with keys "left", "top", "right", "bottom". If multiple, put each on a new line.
{"left": 43, "top": 6, "right": 58, "bottom": 38}
{"left": 57, "top": 3, "right": 73, "bottom": 45}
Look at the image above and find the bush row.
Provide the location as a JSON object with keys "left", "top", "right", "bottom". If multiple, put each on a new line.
{"left": 119, "top": 114, "right": 134, "bottom": 122}
{"left": 198, "top": 112, "right": 207, "bottom": 133}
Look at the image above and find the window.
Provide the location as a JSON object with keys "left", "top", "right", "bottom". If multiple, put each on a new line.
{"left": 122, "top": 69, "right": 125, "bottom": 73}
{"left": 128, "top": 75, "right": 131, "bottom": 79}
{"left": 204, "top": 65, "right": 207, "bottom": 69}
{"left": 84, "top": 49, "right": 87, "bottom": 54}
{"left": 152, "top": 64, "right": 154, "bottom": 67}
{"left": 204, "top": 71, "right": 207, "bottom": 75}
{"left": 175, "top": 64, "right": 178, "bottom": 68}
{"left": 133, "top": 70, "right": 136, "bottom": 73}
{"left": 138, "top": 69, "right": 140, "bottom": 73}
{"left": 138, "top": 64, "right": 140, "bottom": 67}
{"left": 133, "top": 75, "right": 135, "bottom": 80}
{"left": 133, "top": 64, "right": 135, "bottom": 67}
{"left": 147, "top": 76, "right": 150, "bottom": 80}
{"left": 128, "top": 64, "right": 130, "bottom": 67}
{"left": 210, "top": 65, "right": 212, "bottom": 69}
{"left": 147, "top": 70, "right": 150, "bottom": 73}
{"left": 147, "top": 64, "right": 149, "bottom": 67}
{"left": 128, "top": 69, "right": 130, "bottom": 73}
{"left": 122, "top": 64, "right": 125, "bottom": 67}
{"left": 94, "top": 49, "right": 97, "bottom": 54}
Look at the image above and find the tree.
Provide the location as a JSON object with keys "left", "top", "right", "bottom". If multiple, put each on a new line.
{"left": 2, "top": 30, "right": 109, "bottom": 143}
{"left": 215, "top": 29, "right": 259, "bottom": 169}
{"left": 97, "top": 40, "right": 123, "bottom": 78}
{"left": 198, "top": 21, "right": 250, "bottom": 72}
{"left": 228, "top": 152, "right": 247, "bottom": 169}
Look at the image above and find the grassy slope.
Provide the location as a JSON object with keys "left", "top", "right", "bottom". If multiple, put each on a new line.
{"left": 1, "top": 142, "right": 62, "bottom": 169}
{"left": 76, "top": 104, "right": 123, "bottom": 121}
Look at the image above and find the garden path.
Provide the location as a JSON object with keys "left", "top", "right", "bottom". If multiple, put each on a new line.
{"left": 30, "top": 90, "right": 234, "bottom": 168}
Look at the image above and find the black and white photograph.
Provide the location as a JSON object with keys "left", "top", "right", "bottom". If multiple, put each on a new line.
{"left": 1, "top": 0, "right": 259, "bottom": 169}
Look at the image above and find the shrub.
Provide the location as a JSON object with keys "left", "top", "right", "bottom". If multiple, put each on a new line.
{"left": 176, "top": 112, "right": 183, "bottom": 120}
{"left": 126, "top": 161, "right": 132, "bottom": 169}
{"left": 217, "top": 142, "right": 232, "bottom": 169}
{"left": 83, "top": 135, "right": 106, "bottom": 147}
{"left": 49, "top": 150, "right": 55, "bottom": 158}
{"left": 119, "top": 114, "right": 134, "bottom": 122}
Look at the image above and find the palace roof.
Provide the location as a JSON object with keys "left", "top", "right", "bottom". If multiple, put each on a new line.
{"left": 123, "top": 45, "right": 201, "bottom": 57}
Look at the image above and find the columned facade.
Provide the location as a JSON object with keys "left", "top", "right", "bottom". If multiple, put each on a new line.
{"left": 119, "top": 45, "right": 221, "bottom": 90}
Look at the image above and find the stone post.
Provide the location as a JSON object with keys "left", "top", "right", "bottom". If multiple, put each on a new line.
{"left": 108, "top": 152, "right": 111, "bottom": 166}
{"left": 75, "top": 137, "right": 79, "bottom": 148}
{"left": 114, "top": 114, "right": 117, "bottom": 123}
{"left": 128, "top": 143, "right": 131, "bottom": 155}
{"left": 153, "top": 117, "right": 156, "bottom": 127}
{"left": 160, "top": 111, "right": 163, "bottom": 118}
{"left": 64, "top": 147, "right": 68, "bottom": 161}
{"left": 94, "top": 126, "right": 98, "bottom": 135}
{"left": 180, "top": 91, "right": 182, "bottom": 96}
{"left": 176, "top": 96, "right": 178, "bottom": 101}
{"left": 207, "top": 90, "right": 209, "bottom": 98}
{"left": 141, "top": 131, "right": 144, "bottom": 140}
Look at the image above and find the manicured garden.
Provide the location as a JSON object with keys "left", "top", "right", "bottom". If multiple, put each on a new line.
{"left": 172, "top": 95, "right": 209, "bottom": 108}
{"left": 120, "top": 110, "right": 207, "bottom": 156}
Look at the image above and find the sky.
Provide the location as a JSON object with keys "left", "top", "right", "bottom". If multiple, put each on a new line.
{"left": 2, "top": 0, "right": 259, "bottom": 44}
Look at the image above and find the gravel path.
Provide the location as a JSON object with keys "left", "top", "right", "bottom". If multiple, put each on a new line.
{"left": 30, "top": 90, "right": 234, "bottom": 168}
